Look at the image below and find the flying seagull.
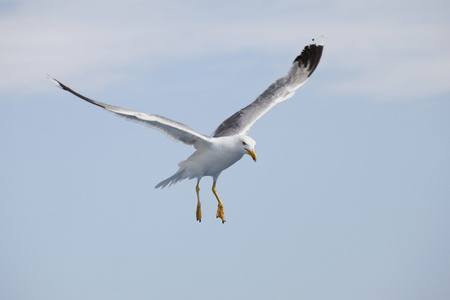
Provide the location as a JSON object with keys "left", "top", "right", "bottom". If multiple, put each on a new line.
{"left": 49, "top": 39, "right": 323, "bottom": 223}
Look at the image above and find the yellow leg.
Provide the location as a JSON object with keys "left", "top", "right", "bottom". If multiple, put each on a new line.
{"left": 212, "top": 183, "right": 226, "bottom": 223}
{"left": 196, "top": 182, "right": 202, "bottom": 222}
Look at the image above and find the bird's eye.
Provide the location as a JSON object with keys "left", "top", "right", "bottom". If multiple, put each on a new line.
{"left": 242, "top": 141, "right": 247, "bottom": 146}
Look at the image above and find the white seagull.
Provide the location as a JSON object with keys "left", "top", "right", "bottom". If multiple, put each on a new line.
{"left": 49, "top": 40, "right": 323, "bottom": 223}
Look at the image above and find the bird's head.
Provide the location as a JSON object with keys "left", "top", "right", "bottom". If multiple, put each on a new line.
{"left": 240, "top": 136, "right": 257, "bottom": 162}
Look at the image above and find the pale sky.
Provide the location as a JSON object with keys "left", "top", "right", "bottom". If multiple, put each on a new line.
{"left": 1, "top": 1, "right": 450, "bottom": 299}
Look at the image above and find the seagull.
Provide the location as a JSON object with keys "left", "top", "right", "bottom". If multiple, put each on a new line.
{"left": 49, "top": 39, "right": 323, "bottom": 223}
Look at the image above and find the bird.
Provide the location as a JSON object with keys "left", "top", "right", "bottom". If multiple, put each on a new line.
{"left": 49, "top": 39, "right": 323, "bottom": 223}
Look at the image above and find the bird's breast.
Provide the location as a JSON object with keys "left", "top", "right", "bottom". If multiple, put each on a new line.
{"left": 181, "top": 147, "right": 244, "bottom": 178}
{"left": 204, "top": 150, "right": 243, "bottom": 176}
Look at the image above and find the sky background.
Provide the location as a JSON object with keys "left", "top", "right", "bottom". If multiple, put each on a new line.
{"left": 1, "top": 0, "right": 450, "bottom": 299}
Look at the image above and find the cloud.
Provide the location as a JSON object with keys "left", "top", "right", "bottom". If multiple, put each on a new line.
{"left": 1, "top": 0, "right": 449, "bottom": 101}
{"left": 321, "top": 21, "right": 450, "bottom": 100}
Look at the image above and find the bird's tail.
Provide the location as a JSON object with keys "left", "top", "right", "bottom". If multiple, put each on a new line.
{"left": 155, "top": 169, "right": 186, "bottom": 189}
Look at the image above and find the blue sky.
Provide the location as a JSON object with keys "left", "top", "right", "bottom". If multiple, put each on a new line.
{"left": 1, "top": 0, "right": 449, "bottom": 299}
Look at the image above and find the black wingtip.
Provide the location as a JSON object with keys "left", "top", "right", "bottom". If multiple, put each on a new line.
{"left": 48, "top": 76, "right": 107, "bottom": 109}
{"left": 47, "top": 75, "right": 64, "bottom": 89}
{"left": 293, "top": 38, "right": 324, "bottom": 77}
{"left": 47, "top": 75, "right": 73, "bottom": 92}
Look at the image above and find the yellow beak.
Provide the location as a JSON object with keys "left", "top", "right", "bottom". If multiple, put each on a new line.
{"left": 245, "top": 148, "right": 257, "bottom": 162}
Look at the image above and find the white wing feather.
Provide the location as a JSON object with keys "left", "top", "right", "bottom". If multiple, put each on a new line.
{"left": 212, "top": 41, "right": 323, "bottom": 137}
{"left": 49, "top": 40, "right": 323, "bottom": 145}
{"left": 48, "top": 76, "right": 211, "bottom": 148}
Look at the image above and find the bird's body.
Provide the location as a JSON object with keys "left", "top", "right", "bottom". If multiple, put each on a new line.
{"left": 49, "top": 39, "right": 323, "bottom": 223}
{"left": 156, "top": 135, "right": 255, "bottom": 188}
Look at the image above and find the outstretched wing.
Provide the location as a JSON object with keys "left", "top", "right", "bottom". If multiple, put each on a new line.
{"left": 49, "top": 76, "right": 211, "bottom": 147}
{"left": 212, "top": 40, "right": 323, "bottom": 137}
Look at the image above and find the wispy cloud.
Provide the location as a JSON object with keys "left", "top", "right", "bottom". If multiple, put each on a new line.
{"left": 1, "top": 0, "right": 449, "bottom": 100}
